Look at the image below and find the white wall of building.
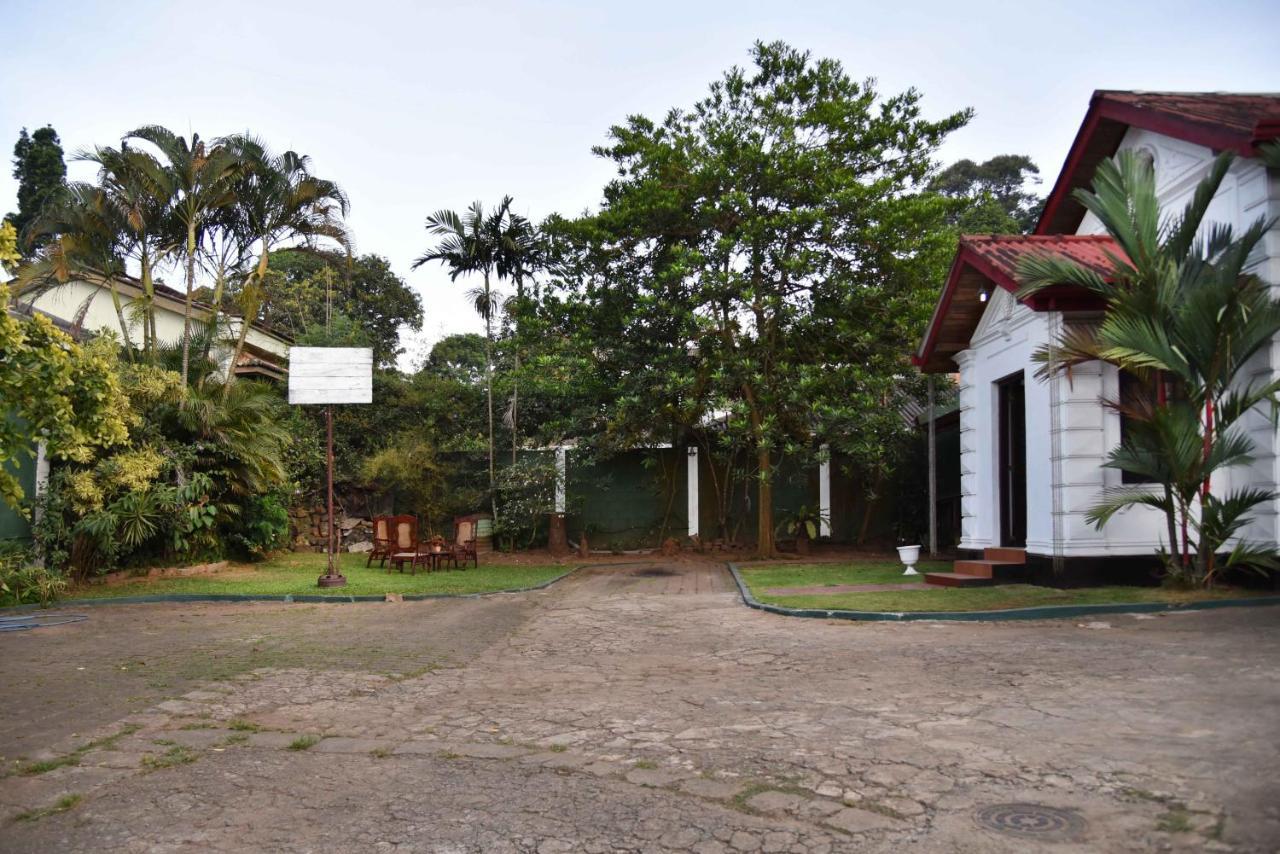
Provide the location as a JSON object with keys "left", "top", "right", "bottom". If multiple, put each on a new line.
{"left": 959, "top": 126, "right": 1280, "bottom": 558}
{"left": 23, "top": 278, "right": 289, "bottom": 365}
{"left": 1080, "top": 127, "right": 1280, "bottom": 547}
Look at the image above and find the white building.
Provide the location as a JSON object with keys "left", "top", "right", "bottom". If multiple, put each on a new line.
{"left": 914, "top": 91, "right": 1280, "bottom": 583}
{"left": 13, "top": 274, "right": 290, "bottom": 380}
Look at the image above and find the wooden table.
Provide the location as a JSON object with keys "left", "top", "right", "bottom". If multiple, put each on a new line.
{"left": 388, "top": 549, "right": 451, "bottom": 575}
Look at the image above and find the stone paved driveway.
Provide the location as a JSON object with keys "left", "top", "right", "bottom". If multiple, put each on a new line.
{"left": 2, "top": 562, "right": 1278, "bottom": 852}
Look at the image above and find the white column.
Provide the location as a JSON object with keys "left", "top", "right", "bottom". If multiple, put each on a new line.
{"left": 818, "top": 444, "right": 831, "bottom": 538}
{"left": 686, "top": 446, "right": 699, "bottom": 539}
{"left": 554, "top": 447, "right": 567, "bottom": 513}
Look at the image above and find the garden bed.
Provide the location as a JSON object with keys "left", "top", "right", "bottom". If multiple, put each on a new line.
{"left": 63, "top": 552, "right": 570, "bottom": 602}
{"left": 734, "top": 560, "right": 1276, "bottom": 614}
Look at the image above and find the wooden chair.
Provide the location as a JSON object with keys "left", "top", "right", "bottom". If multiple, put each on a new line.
{"left": 366, "top": 516, "right": 393, "bottom": 567}
{"left": 452, "top": 518, "right": 478, "bottom": 569}
{"left": 386, "top": 515, "right": 420, "bottom": 574}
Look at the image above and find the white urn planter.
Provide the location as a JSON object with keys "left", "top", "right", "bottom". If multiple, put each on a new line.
{"left": 896, "top": 544, "right": 922, "bottom": 576}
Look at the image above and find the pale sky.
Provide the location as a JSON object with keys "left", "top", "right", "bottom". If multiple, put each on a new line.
{"left": 3, "top": 0, "right": 1278, "bottom": 368}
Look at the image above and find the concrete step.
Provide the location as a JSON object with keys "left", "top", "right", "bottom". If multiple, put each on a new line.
{"left": 953, "top": 559, "right": 1025, "bottom": 580}
{"left": 924, "top": 572, "right": 996, "bottom": 588}
{"left": 983, "top": 547, "right": 1026, "bottom": 564}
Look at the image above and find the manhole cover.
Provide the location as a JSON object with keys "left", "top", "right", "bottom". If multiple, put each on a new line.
{"left": 974, "top": 803, "right": 1087, "bottom": 842}
{"left": 634, "top": 568, "right": 677, "bottom": 577}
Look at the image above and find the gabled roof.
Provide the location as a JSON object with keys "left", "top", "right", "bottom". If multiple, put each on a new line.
{"left": 1037, "top": 90, "right": 1280, "bottom": 235}
{"left": 912, "top": 235, "right": 1118, "bottom": 373}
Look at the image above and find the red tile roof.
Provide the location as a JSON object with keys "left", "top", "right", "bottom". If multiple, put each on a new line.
{"left": 958, "top": 234, "right": 1123, "bottom": 285}
{"left": 1037, "top": 90, "right": 1280, "bottom": 235}
{"left": 1097, "top": 91, "right": 1280, "bottom": 147}
{"left": 912, "top": 235, "right": 1121, "bottom": 373}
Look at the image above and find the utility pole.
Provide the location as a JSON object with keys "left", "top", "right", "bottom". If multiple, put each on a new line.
{"left": 927, "top": 375, "right": 938, "bottom": 557}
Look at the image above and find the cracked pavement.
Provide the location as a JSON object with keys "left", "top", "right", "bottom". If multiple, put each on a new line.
{"left": 2, "top": 562, "right": 1278, "bottom": 852}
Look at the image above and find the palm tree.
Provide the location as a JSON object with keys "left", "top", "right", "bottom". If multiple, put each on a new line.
{"left": 490, "top": 197, "right": 541, "bottom": 464}
{"left": 16, "top": 182, "right": 138, "bottom": 353}
{"left": 413, "top": 201, "right": 501, "bottom": 500}
{"left": 220, "top": 136, "right": 349, "bottom": 396}
{"left": 126, "top": 126, "right": 239, "bottom": 391}
{"left": 195, "top": 194, "right": 252, "bottom": 383}
{"left": 1018, "top": 149, "right": 1280, "bottom": 584}
{"left": 75, "top": 142, "right": 174, "bottom": 359}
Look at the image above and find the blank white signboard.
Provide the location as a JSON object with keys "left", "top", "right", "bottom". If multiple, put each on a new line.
{"left": 288, "top": 347, "right": 374, "bottom": 404}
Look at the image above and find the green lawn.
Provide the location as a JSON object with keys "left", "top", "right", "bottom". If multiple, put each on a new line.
{"left": 67, "top": 552, "right": 569, "bottom": 600}
{"left": 737, "top": 560, "right": 1270, "bottom": 613}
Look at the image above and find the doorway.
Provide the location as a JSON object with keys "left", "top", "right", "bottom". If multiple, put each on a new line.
{"left": 997, "top": 373, "right": 1027, "bottom": 548}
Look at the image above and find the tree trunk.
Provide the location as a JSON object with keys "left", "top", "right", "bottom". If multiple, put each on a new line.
{"left": 511, "top": 354, "right": 519, "bottom": 465}
{"left": 180, "top": 222, "right": 197, "bottom": 398}
{"left": 199, "top": 266, "right": 227, "bottom": 389}
{"left": 483, "top": 271, "right": 497, "bottom": 523}
{"left": 140, "top": 252, "right": 156, "bottom": 359}
{"left": 224, "top": 251, "right": 269, "bottom": 398}
{"left": 106, "top": 278, "right": 135, "bottom": 357}
{"left": 1197, "top": 398, "right": 1216, "bottom": 584}
{"left": 756, "top": 446, "right": 774, "bottom": 557}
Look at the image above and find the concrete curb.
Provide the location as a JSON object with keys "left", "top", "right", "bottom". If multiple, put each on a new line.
{"left": 0, "top": 563, "right": 593, "bottom": 613}
{"left": 727, "top": 562, "right": 1280, "bottom": 622}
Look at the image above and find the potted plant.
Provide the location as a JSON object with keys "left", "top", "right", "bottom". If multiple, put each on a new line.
{"left": 895, "top": 531, "right": 922, "bottom": 576}
{"left": 780, "top": 505, "right": 828, "bottom": 555}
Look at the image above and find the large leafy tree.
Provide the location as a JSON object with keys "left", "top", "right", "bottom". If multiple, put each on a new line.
{"left": 1018, "top": 149, "right": 1280, "bottom": 585}
{"left": 423, "top": 333, "right": 487, "bottom": 384}
{"left": 549, "top": 41, "right": 969, "bottom": 555}
{"left": 7, "top": 126, "right": 67, "bottom": 254}
{"left": 931, "top": 154, "right": 1043, "bottom": 233}
{"left": 255, "top": 249, "right": 422, "bottom": 366}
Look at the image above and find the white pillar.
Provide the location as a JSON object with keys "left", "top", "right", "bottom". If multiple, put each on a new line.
{"left": 686, "top": 446, "right": 699, "bottom": 539}
{"left": 818, "top": 444, "right": 831, "bottom": 538}
{"left": 555, "top": 447, "right": 567, "bottom": 513}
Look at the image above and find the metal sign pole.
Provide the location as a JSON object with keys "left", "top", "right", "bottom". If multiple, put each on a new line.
{"left": 318, "top": 404, "right": 346, "bottom": 587}
{"left": 288, "top": 346, "right": 372, "bottom": 589}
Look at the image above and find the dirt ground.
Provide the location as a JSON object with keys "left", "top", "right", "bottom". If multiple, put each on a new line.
{"left": 1, "top": 562, "right": 1278, "bottom": 852}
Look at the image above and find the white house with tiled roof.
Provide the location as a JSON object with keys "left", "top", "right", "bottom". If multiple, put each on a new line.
{"left": 914, "top": 91, "right": 1280, "bottom": 584}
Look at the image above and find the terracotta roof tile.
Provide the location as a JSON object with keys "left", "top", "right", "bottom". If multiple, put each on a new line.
{"left": 1096, "top": 91, "right": 1280, "bottom": 144}
{"left": 958, "top": 233, "right": 1124, "bottom": 283}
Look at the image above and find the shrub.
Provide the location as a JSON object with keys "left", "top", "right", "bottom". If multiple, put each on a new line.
{"left": 225, "top": 493, "right": 290, "bottom": 560}
{"left": 0, "top": 545, "right": 68, "bottom": 606}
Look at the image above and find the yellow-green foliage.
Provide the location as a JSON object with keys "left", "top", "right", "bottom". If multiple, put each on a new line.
{"left": 63, "top": 470, "right": 106, "bottom": 514}
{"left": 0, "top": 221, "right": 18, "bottom": 267}
{"left": 120, "top": 363, "right": 183, "bottom": 409}
{"left": 0, "top": 283, "right": 132, "bottom": 510}
{"left": 97, "top": 446, "right": 165, "bottom": 493}
{"left": 63, "top": 446, "right": 166, "bottom": 513}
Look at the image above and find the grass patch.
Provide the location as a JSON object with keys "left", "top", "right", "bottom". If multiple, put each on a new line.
{"left": 13, "top": 793, "right": 81, "bottom": 823}
{"left": 224, "top": 733, "right": 249, "bottom": 745}
{"left": 370, "top": 747, "right": 392, "bottom": 759}
{"left": 18, "top": 724, "right": 141, "bottom": 775}
{"left": 227, "top": 719, "right": 262, "bottom": 732}
{"left": 738, "top": 562, "right": 1269, "bottom": 613}
{"left": 548, "top": 744, "right": 567, "bottom": 753}
{"left": 19, "top": 755, "right": 79, "bottom": 776}
{"left": 738, "top": 560, "right": 950, "bottom": 592}
{"left": 67, "top": 552, "right": 567, "bottom": 601}
{"left": 141, "top": 745, "right": 196, "bottom": 770}
{"left": 1157, "top": 808, "right": 1193, "bottom": 833}
{"left": 633, "top": 759, "right": 658, "bottom": 770}
{"left": 287, "top": 735, "right": 320, "bottom": 751}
